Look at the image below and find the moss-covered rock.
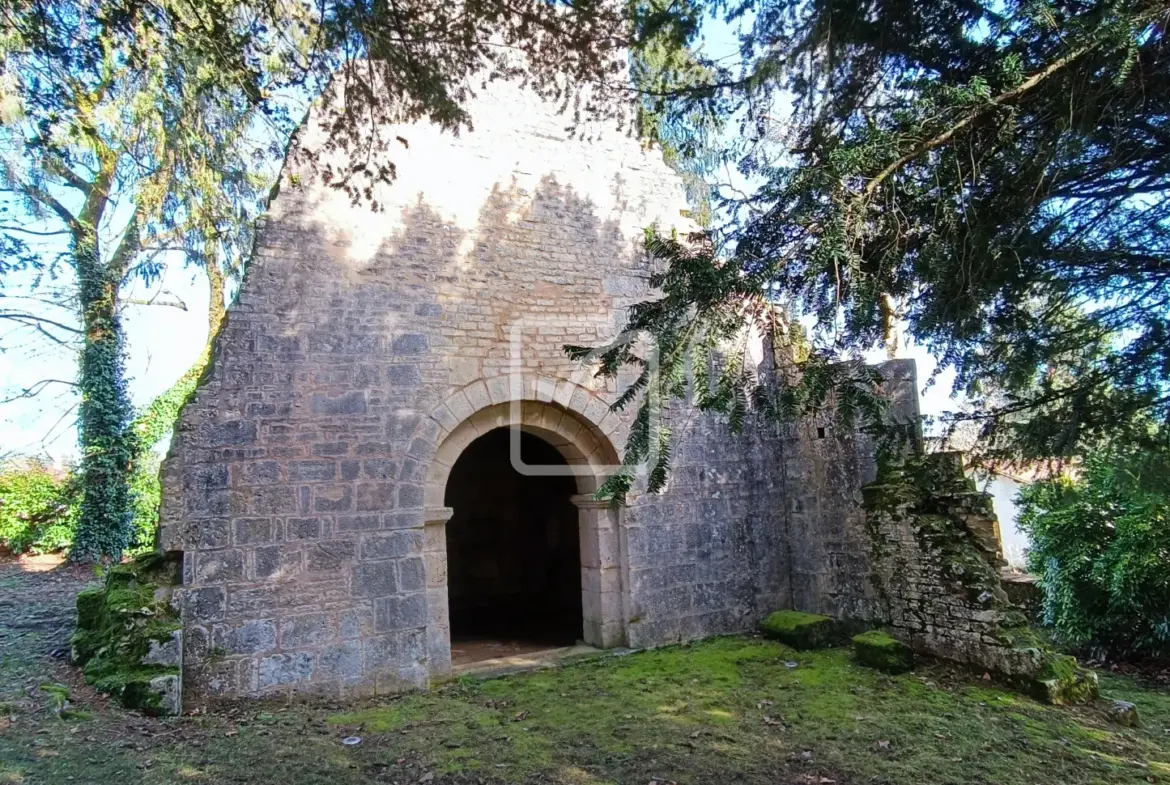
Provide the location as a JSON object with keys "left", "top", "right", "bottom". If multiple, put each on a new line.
{"left": 860, "top": 482, "right": 924, "bottom": 513}
{"left": 1025, "top": 654, "right": 1099, "bottom": 705}
{"left": 1000, "top": 573, "right": 1042, "bottom": 620}
{"left": 71, "top": 551, "right": 182, "bottom": 716}
{"left": 74, "top": 588, "right": 105, "bottom": 632}
{"left": 852, "top": 630, "right": 915, "bottom": 674}
{"left": 1105, "top": 700, "right": 1139, "bottom": 727}
{"left": 760, "top": 611, "right": 838, "bottom": 650}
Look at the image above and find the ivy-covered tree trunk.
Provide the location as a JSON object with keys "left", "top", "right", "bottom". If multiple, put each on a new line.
{"left": 69, "top": 229, "right": 134, "bottom": 563}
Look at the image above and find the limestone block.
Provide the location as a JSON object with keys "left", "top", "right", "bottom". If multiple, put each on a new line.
{"left": 1106, "top": 699, "right": 1139, "bottom": 727}
{"left": 760, "top": 610, "right": 838, "bottom": 650}
{"left": 1026, "top": 655, "right": 1099, "bottom": 705}
{"left": 148, "top": 674, "right": 182, "bottom": 717}
{"left": 852, "top": 630, "right": 915, "bottom": 674}
{"left": 258, "top": 651, "right": 316, "bottom": 688}
{"left": 142, "top": 630, "right": 182, "bottom": 667}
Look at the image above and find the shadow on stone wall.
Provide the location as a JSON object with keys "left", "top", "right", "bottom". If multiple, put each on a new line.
{"left": 162, "top": 169, "right": 657, "bottom": 705}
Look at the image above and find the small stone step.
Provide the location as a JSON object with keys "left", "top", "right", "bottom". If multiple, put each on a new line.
{"left": 760, "top": 611, "right": 838, "bottom": 650}
{"left": 852, "top": 630, "right": 915, "bottom": 674}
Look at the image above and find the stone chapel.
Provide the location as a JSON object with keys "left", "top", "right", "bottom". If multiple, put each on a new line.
{"left": 156, "top": 74, "right": 943, "bottom": 706}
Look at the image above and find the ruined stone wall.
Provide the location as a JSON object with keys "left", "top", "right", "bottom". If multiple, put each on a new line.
{"left": 777, "top": 358, "right": 920, "bottom": 622}
{"left": 860, "top": 453, "right": 1043, "bottom": 677}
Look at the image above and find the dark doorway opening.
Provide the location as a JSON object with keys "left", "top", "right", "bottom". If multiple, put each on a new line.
{"left": 444, "top": 428, "right": 582, "bottom": 665}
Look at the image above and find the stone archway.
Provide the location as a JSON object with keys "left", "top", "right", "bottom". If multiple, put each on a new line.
{"left": 443, "top": 429, "right": 582, "bottom": 661}
{"left": 408, "top": 380, "right": 626, "bottom": 679}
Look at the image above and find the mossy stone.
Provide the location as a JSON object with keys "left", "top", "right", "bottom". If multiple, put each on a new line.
{"left": 1026, "top": 654, "right": 1099, "bottom": 705}
{"left": 860, "top": 482, "right": 923, "bottom": 513}
{"left": 760, "top": 611, "right": 838, "bottom": 650}
{"left": 852, "top": 630, "right": 915, "bottom": 674}
{"left": 105, "top": 669, "right": 180, "bottom": 717}
{"left": 1106, "top": 700, "right": 1139, "bottom": 727}
{"left": 75, "top": 588, "right": 105, "bottom": 632}
{"left": 68, "top": 551, "right": 182, "bottom": 715}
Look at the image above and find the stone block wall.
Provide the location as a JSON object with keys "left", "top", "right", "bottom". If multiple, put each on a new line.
{"left": 156, "top": 73, "right": 821, "bottom": 707}
{"left": 777, "top": 358, "right": 920, "bottom": 622}
{"left": 860, "top": 453, "right": 1054, "bottom": 679}
{"left": 622, "top": 406, "right": 792, "bottom": 648}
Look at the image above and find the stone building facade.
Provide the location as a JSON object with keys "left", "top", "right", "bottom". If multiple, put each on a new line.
{"left": 158, "top": 77, "right": 920, "bottom": 706}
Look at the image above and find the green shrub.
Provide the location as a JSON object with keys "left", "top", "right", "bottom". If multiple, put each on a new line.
{"left": 1018, "top": 445, "right": 1170, "bottom": 659}
{"left": 0, "top": 451, "right": 162, "bottom": 557}
{"left": 0, "top": 460, "right": 80, "bottom": 554}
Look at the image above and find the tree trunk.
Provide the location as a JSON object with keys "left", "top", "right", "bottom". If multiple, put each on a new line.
{"left": 68, "top": 228, "right": 134, "bottom": 563}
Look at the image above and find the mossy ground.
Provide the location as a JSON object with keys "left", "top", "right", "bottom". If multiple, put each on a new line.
{"left": 3, "top": 556, "right": 1170, "bottom": 785}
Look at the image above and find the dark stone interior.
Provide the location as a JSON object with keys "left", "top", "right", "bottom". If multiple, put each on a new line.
{"left": 444, "top": 428, "right": 582, "bottom": 654}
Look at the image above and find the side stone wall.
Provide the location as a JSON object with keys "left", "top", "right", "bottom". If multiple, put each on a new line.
{"left": 622, "top": 406, "right": 791, "bottom": 648}
{"left": 779, "top": 358, "right": 920, "bottom": 621}
{"left": 616, "top": 358, "right": 924, "bottom": 647}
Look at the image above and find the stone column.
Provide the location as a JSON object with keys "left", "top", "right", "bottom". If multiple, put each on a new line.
{"left": 423, "top": 506, "right": 453, "bottom": 680}
{"left": 572, "top": 494, "right": 626, "bottom": 648}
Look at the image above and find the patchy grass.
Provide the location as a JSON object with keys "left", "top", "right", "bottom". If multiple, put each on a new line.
{"left": 2, "top": 557, "right": 1169, "bottom": 785}
{"left": 321, "top": 640, "right": 1170, "bottom": 785}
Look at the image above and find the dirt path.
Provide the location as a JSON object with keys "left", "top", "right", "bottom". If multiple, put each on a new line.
{"left": 0, "top": 557, "right": 187, "bottom": 784}
{"left": 0, "top": 555, "right": 97, "bottom": 700}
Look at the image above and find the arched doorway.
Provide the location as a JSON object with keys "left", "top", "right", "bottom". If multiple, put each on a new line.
{"left": 419, "top": 393, "right": 628, "bottom": 677}
{"left": 444, "top": 429, "right": 582, "bottom": 664}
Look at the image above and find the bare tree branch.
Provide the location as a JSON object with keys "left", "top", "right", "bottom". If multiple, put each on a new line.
{"left": 1, "top": 378, "right": 78, "bottom": 404}
{"left": 124, "top": 289, "right": 189, "bottom": 311}
{"left": 0, "top": 311, "right": 83, "bottom": 344}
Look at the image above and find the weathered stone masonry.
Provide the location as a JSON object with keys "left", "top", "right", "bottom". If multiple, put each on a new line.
{"left": 860, "top": 453, "right": 1097, "bottom": 702}
{"left": 158, "top": 75, "right": 927, "bottom": 708}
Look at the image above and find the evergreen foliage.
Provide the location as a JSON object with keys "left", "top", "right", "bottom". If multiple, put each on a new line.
{"left": 1018, "top": 439, "right": 1170, "bottom": 659}
{"left": 590, "top": 0, "right": 1170, "bottom": 472}
{"left": 630, "top": 0, "right": 721, "bottom": 225}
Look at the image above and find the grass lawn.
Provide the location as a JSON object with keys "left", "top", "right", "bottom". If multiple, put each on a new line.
{"left": 2, "top": 557, "right": 1168, "bottom": 785}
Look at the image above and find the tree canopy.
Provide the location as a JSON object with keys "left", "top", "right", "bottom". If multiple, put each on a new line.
{"left": 587, "top": 0, "right": 1170, "bottom": 498}
{"left": 5, "top": 0, "right": 1168, "bottom": 547}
